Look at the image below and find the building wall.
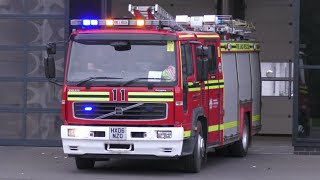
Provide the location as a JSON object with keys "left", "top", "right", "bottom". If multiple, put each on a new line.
{"left": 0, "top": 0, "right": 68, "bottom": 146}
{"left": 245, "top": 0, "right": 294, "bottom": 134}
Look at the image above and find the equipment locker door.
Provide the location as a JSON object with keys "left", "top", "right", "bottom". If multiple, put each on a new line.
{"left": 204, "top": 41, "right": 221, "bottom": 145}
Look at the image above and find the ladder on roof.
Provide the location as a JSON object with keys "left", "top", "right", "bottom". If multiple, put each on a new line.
{"left": 128, "top": 4, "right": 175, "bottom": 20}
{"left": 128, "top": 4, "right": 184, "bottom": 30}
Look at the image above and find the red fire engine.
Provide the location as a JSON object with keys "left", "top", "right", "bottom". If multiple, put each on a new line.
{"left": 44, "top": 4, "right": 261, "bottom": 173}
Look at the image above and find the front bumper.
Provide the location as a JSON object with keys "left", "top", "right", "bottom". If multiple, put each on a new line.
{"left": 61, "top": 125, "right": 185, "bottom": 158}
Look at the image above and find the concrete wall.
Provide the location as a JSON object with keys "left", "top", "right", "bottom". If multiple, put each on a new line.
{"left": 245, "top": 0, "right": 294, "bottom": 62}
{"left": 111, "top": 0, "right": 218, "bottom": 18}
{"left": 245, "top": 0, "right": 294, "bottom": 134}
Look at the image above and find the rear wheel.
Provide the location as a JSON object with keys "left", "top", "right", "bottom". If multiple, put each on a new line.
{"left": 75, "top": 157, "right": 95, "bottom": 170}
{"left": 229, "top": 116, "right": 250, "bottom": 157}
{"left": 183, "top": 121, "right": 206, "bottom": 173}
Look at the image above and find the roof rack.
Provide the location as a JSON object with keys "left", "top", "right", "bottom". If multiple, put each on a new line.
{"left": 128, "top": 4, "right": 255, "bottom": 38}
{"left": 175, "top": 14, "right": 255, "bottom": 38}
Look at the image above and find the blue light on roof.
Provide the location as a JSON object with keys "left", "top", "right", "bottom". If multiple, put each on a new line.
{"left": 217, "top": 19, "right": 222, "bottom": 24}
{"left": 83, "top": 19, "right": 91, "bottom": 26}
{"left": 91, "top": 20, "right": 98, "bottom": 26}
{"left": 84, "top": 106, "right": 93, "bottom": 111}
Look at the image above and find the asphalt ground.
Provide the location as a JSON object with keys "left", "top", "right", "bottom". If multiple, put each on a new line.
{"left": 1, "top": 136, "right": 320, "bottom": 180}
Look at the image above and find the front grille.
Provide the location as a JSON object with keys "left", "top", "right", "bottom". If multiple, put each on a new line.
{"left": 73, "top": 102, "right": 167, "bottom": 120}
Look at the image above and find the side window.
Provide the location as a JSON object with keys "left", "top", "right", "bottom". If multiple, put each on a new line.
{"left": 181, "top": 45, "right": 187, "bottom": 81}
{"left": 181, "top": 44, "right": 194, "bottom": 76}
{"left": 208, "top": 45, "right": 217, "bottom": 74}
{"left": 181, "top": 43, "right": 194, "bottom": 113}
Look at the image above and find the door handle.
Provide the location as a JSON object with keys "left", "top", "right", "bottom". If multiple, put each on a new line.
{"left": 193, "top": 93, "right": 200, "bottom": 99}
{"left": 288, "top": 60, "right": 293, "bottom": 99}
{"left": 193, "top": 81, "right": 201, "bottom": 87}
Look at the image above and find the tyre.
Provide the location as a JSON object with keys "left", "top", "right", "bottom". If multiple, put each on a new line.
{"left": 214, "top": 146, "right": 228, "bottom": 156}
{"left": 75, "top": 157, "right": 95, "bottom": 170}
{"left": 183, "top": 120, "right": 207, "bottom": 173}
{"left": 229, "top": 115, "right": 250, "bottom": 157}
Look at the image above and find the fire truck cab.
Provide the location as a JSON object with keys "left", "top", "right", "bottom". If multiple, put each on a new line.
{"left": 44, "top": 4, "right": 261, "bottom": 173}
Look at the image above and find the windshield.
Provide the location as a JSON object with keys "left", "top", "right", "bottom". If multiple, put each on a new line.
{"left": 67, "top": 40, "right": 177, "bottom": 86}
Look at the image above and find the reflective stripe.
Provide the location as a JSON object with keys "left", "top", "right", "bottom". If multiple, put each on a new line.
{"left": 223, "top": 121, "right": 238, "bottom": 129}
{"left": 299, "top": 86, "right": 308, "bottom": 94}
{"left": 184, "top": 121, "right": 238, "bottom": 138}
{"left": 221, "top": 42, "right": 260, "bottom": 52}
{"left": 218, "top": 47, "right": 221, "bottom": 57}
{"left": 205, "top": 80, "right": 224, "bottom": 90}
{"left": 208, "top": 124, "right": 219, "bottom": 132}
{"left": 68, "top": 97, "right": 109, "bottom": 102}
{"left": 184, "top": 131, "right": 191, "bottom": 138}
{"left": 187, "top": 80, "right": 225, "bottom": 91}
{"left": 188, "top": 88, "right": 201, "bottom": 92}
{"left": 197, "top": 35, "right": 219, "bottom": 38}
{"left": 188, "top": 82, "right": 201, "bottom": 92}
{"left": 67, "top": 91, "right": 109, "bottom": 95}
{"left": 205, "top": 85, "right": 221, "bottom": 90}
{"left": 252, "top": 115, "right": 261, "bottom": 122}
{"left": 208, "top": 121, "right": 238, "bottom": 132}
{"left": 67, "top": 91, "right": 110, "bottom": 102}
{"left": 128, "top": 92, "right": 174, "bottom": 102}
{"left": 179, "top": 34, "right": 194, "bottom": 38}
{"left": 128, "top": 98, "right": 173, "bottom": 102}
{"left": 299, "top": 85, "right": 307, "bottom": 89}
{"left": 299, "top": 90, "right": 308, "bottom": 94}
{"left": 128, "top": 92, "right": 173, "bottom": 96}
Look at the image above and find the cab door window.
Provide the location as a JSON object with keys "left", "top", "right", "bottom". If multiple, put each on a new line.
{"left": 181, "top": 43, "right": 193, "bottom": 112}
{"left": 207, "top": 45, "right": 217, "bottom": 74}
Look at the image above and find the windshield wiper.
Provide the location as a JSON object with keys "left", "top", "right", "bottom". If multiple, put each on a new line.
{"left": 76, "top": 76, "right": 123, "bottom": 86}
{"left": 121, "top": 77, "right": 166, "bottom": 87}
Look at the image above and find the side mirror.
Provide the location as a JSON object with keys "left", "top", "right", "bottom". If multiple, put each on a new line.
{"left": 196, "top": 45, "right": 209, "bottom": 57}
{"left": 46, "top": 42, "right": 56, "bottom": 55}
{"left": 196, "top": 58, "right": 209, "bottom": 81}
{"left": 44, "top": 56, "right": 56, "bottom": 79}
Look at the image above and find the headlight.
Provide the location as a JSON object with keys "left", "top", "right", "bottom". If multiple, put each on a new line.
{"left": 157, "top": 131, "right": 172, "bottom": 139}
{"left": 68, "top": 129, "right": 77, "bottom": 137}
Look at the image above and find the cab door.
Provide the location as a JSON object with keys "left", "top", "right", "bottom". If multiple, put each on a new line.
{"left": 180, "top": 42, "right": 200, "bottom": 131}
{"left": 203, "top": 40, "right": 221, "bottom": 145}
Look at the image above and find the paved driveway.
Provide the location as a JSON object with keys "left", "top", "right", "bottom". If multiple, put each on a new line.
{"left": 0, "top": 136, "right": 319, "bottom": 180}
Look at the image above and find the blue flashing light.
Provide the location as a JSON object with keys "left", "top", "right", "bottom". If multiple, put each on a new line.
{"left": 84, "top": 106, "right": 93, "bottom": 111}
{"left": 217, "top": 19, "right": 222, "bottom": 24}
{"left": 91, "top": 20, "right": 98, "bottom": 26}
{"left": 83, "top": 19, "right": 91, "bottom": 26}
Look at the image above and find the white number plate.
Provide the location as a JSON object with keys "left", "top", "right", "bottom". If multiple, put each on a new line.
{"left": 109, "top": 127, "right": 126, "bottom": 140}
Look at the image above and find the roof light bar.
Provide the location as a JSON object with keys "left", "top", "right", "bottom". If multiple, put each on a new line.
{"left": 136, "top": 19, "right": 145, "bottom": 26}
{"left": 70, "top": 19, "right": 176, "bottom": 28}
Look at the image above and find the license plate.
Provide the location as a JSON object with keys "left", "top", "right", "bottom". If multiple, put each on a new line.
{"left": 109, "top": 127, "right": 126, "bottom": 140}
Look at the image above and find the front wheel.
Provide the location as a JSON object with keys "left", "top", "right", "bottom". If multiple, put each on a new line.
{"left": 229, "top": 116, "right": 250, "bottom": 157}
{"left": 183, "top": 121, "right": 206, "bottom": 173}
{"left": 75, "top": 157, "right": 95, "bottom": 170}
